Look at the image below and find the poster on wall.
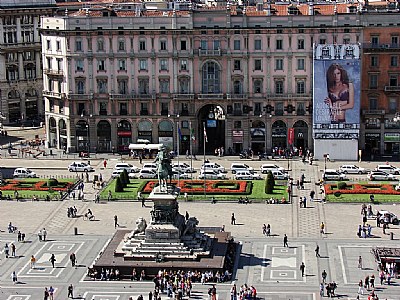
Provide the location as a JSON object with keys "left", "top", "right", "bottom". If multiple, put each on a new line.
{"left": 313, "top": 59, "right": 360, "bottom": 129}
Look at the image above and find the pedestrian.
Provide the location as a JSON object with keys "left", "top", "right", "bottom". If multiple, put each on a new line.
{"left": 322, "top": 270, "right": 327, "bottom": 283}
{"left": 108, "top": 190, "right": 112, "bottom": 201}
{"left": 42, "top": 228, "right": 47, "bottom": 241}
{"left": 283, "top": 234, "right": 289, "bottom": 247}
{"left": 310, "top": 190, "right": 315, "bottom": 202}
{"left": 262, "top": 224, "right": 267, "bottom": 235}
{"left": 379, "top": 270, "right": 385, "bottom": 285}
{"left": 300, "top": 262, "right": 305, "bottom": 277}
{"left": 70, "top": 253, "right": 76, "bottom": 267}
{"left": 114, "top": 215, "right": 119, "bottom": 228}
{"left": 319, "top": 282, "right": 324, "bottom": 297}
{"left": 10, "top": 243, "right": 16, "bottom": 257}
{"left": 67, "top": 284, "right": 74, "bottom": 298}
{"left": 103, "top": 159, "right": 107, "bottom": 168}
{"left": 231, "top": 213, "right": 236, "bottom": 225}
{"left": 320, "top": 222, "right": 325, "bottom": 234}
{"left": 303, "top": 196, "right": 307, "bottom": 208}
{"left": 358, "top": 256, "right": 362, "bottom": 269}
{"left": 30, "top": 255, "right": 36, "bottom": 269}
{"left": 49, "top": 286, "right": 55, "bottom": 300}
{"left": 17, "top": 231, "right": 21, "bottom": 242}
{"left": 364, "top": 275, "right": 370, "bottom": 290}
{"left": 44, "top": 287, "right": 49, "bottom": 300}
{"left": 299, "top": 197, "right": 303, "bottom": 208}
{"left": 4, "top": 243, "right": 9, "bottom": 258}
{"left": 49, "top": 254, "right": 56, "bottom": 268}
{"left": 358, "top": 279, "right": 364, "bottom": 295}
{"left": 266, "top": 224, "right": 271, "bottom": 237}
{"left": 38, "top": 229, "right": 42, "bottom": 242}
{"left": 315, "top": 245, "right": 321, "bottom": 257}
{"left": 141, "top": 197, "right": 145, "bottom": 207}
{"left": 11, "top": 271, "right": 17, "bottom": 284}
{"left": 370, "top": 274, "right": 375, "bottom": 288}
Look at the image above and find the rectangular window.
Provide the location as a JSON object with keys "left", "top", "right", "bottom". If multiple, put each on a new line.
{"left": 118, "top": 40, "right": 125, "bottom": 51}
{"left": 161, "top": 102, "right": 169, "bottom": 115}
{"left": 234, "top": 59, "right": 241, "bottom": 71}
{"left": 138, "top": 79, "right": 149, "bottom": 94}
{"left": 389, "top": 75, "right": 398, "bottom": 87}
{"left": 119, "top": 102, "right": 128, "bottom": 115}
{"left": 391, "top": 36, "right": 398, "bottom": 46}
{"left": 160, "top": 40, "right": 167, "bottom": 51}
{"left": 200, "top": 40, "right": 207, "bottom": 50}
{"left": 97, "top": 79, "right": 107, "bottom": 93}
{"left": 118, "top": 59, "right": 126, "bottom": 71}
{"left": 275, "top": 102, "right": 284, "bottom": 115}
{"left": 296, "top": 80, "right": 305, "bottom": 94}
{"left": 180, "top": 40, "right": 187, "bottom": 50}
{"left": 297, "top": 58, "right": 305, "bottom": 70}
{"left": 371, "top": 36, "right": 379, "bottom": 46}
{"left": 389, "top": 98, "right": 398, "bottom": 113}
{"left": 369, "top": 74, "right": 378, "bottom": 89}
{"left": 56, "top": 41, "right": 61, "bottom": 51}
{"left": 47, "top": 57, "right": 52, "bottom": 70}
{"left": 371, "top": 56, "right": 379, "bottom": 67}
{"left": 159, "top": 79, "right": 170, "bottom": 93}
{"left": 139, "top": 40, "right": 146, "bottom": 51}
{"left": 254, "top": 39, "right": 262, "bottom": 50}
{"left": 76, "top": 80, "right": 85, "bottom": 94}
{"left": 276, "top": 39, "right": 283, "bottom": 50}
{"left": 297, "top": 102, "right": 305, "bottom": 115}
{"left": 97, "top": 40, "right": 104, "bottom": 51}
{"left": 140, "top": 102, "right": 148, "bottom": 115}
{"left": 213, "top": 40, "right": 220, "bottom": 50}
{"left": 297, "top": 39, "right": 304, "bottom": 49}
{"left": 179, "top": 79, "right": 189, "bottom": 93}
{"left": 275, "top": 58, "right": 284, "bottom": 70}
{"left": 160, "top": 59, "right": 168, "bottom": 71}
{"left": 139, "top": 59, "right": 147, "bottom": 71}
{"left": 275, "top": 81, "right": 284, "bottom": 94}
{"left": 253, "top": 79, "right": 262, "bottom": 93}
{"left": 99, "top": 102, "right": 107, "bottom": 115}
{"left": 98, "top": 60, "right": 106, "bottom": 71}
{"left": 233, "top": 40, "right": 240, "bottom": 50}
{"left": 319, "top": 38, "right": 326, "bottom": 44}
{"left": 233, "top": 80, "right": 242, "bottom": 94}
{"left": 75, "top": 40, "right": 82, "bottom": 51}
{"left": 254, "top": 59, "right": 262, "bottom": 71}
{"left": 180, "top": 59, "right": 187, "bottom": 71}
{"left": 234, "top": 121, "right": 241, "bottom": 129}
{"left": 77, "top": 103, "right": 85, "bottom": 115}
{"left": 118, "top": 80, "right": 128, "bottom": 94}
{"left": 369, "top": 98, "right": 378, "bottom": 110}
{"left": 390, "top": 56, "right": 398, "bottom": 67}
{"left": 46, "top": 40, "right": 51, "bottom": 50}
{"left": 254, "top": 102, "right": 262, "bottom": 115}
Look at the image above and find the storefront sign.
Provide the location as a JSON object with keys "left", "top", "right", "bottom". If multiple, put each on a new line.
{"left": 288, "top": 128, "right": 295, "bottom": 145}
{"left": 233, "top": 130, "right": 243, "bottom": 143}
{"left": 365, "top": 133, "right": 380, "bottom": 139}
{"left": 384, "top": 133, "right": 400, "bottom": 142}
{"left": 117, "top": 131, "right": 131, "bottom": 137}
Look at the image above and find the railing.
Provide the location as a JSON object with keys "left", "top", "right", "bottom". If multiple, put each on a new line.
{"left": 173, "top": 94, "right": 194, "bottom": 100}
{"left": 68, "top": 94, "right": 92, "bottom": 100}
{"left": 44, "top": 69, "right": 64, "bottom": 76}
{"left": 384, "top": 86, "right": 400, "bottom": 92}
{"left": 198, "top": 49, "right": 221, "bottom": 56}
{"left": 226, "top": 93, "right": 247, "bottom": 99}
{"left": 198, "top": 93, "right": 224, "bottom": 100}
{"left": 363, "top": 42, "right": 400, "bottom": 49}
{"left": 43, "top": 91, "right": 65, "bottom": 98}
{"left": 362, "top": 110, "right": 385, "bottom": 115}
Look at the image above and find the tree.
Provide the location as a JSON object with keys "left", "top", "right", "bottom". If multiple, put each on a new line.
{"left": 265, "top": 171, "right": 275, "bottom": 194}
{"left": 122, "top": 169, "right": 130, "bottom": 185}
{"left": 115, "top": 177, "right": 124, "bottom": 192}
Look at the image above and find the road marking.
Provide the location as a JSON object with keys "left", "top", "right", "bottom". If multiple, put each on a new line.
{"left": 6, "top": 296, "right": 31, "bottom": 300}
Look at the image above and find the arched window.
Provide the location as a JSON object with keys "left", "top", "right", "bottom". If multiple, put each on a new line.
{"left": 202, "top": 61, "right": 221, "bottom": 94}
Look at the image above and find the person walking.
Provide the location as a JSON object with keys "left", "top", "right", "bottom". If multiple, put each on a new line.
{"left": 315, "top": 245, "right": 321, "bottom": 257}
{"left": 11, "top": 271, "right": 17, "bottom": 284}
{"left": 358, "top": 256, "right": 363, "bottom": 269}
{"left": 4, "top": 243, "right": 9, "bottom": 258}
{"left": 283, "top": 234, "right": 289, "bottom": 247}
{"left": 114, "top": 215, "right": 119, "bottom": 228}
{"left": 322, "top": 270, "right": 327, "bottom": 283}
{"left": 266, "top": 224, "right": 271, "bottom": 237}
{"left": 42, "top": 228, "right": 47, "bottom": 241}
{"left": 10, "top": 243, "right": 16, "bottom": 257}
{"left": 44, "top": 287, "right": 49, "bottom": 300}
{"left": 262, "top": 224, "right": 267, "bottom": 235}
{"left": 300, "top": 262, "right": 306, "bottom": 277}
{"left": 103, "top": 159, "right": 107, "bottom": 169}
{"left": 49, "top": 254, "right": 56, "bottom": 268}
{"left": 231, "top": 213, "right": 236, "bottom": 225}
{"left": 49, "top": 286, "right": 55, "bottom": 300}
{"left": 30, "top": 255, "right": 36, "bottom": 269}
{"left": 70, "top": 252, "right": 76, "bottom": 267}
{"left": 319, "top": 282, "right": 324, "bottom": 297}
{"left": 320, "top": 222, "right": 325, "bottom": 234}
{"left": 67, "top": 284, "right": 74, "bottom": 298}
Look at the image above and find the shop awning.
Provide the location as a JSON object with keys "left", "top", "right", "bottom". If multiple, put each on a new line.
{"left": 128, "top": 143, "right": 164, "bottom": 150}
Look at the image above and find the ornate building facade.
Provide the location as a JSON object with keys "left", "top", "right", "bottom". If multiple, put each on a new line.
{"left": 0, "top": 0, "right": 56, "bottom": 125}
{"left": 41, "top": 2, "right": 399, "bottom": 156}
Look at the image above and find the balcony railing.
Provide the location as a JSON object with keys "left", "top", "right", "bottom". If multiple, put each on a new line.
{"left": 198, "top": 93, "right": 224, "bottom": 100}
{"left": 43, "top": 91, "right": 65, "bottom": 98}
{"left": 68, "top": 93, "right": 93, "bottom": 100}
{"left": 44, "top": 69, "right": 64, "bottom": 76}
{"left": 363, "top": 42, "right": 400, "bottom": 50}
{"left": 384, "top": 86, "right": 400, "bottom": 92}
{"left": 362, "top": 110, "right": 385, "bottom": 115}
{"left": 173, "top": 94, "right": 194, "bottom": 100}
{"left": 226, "top": 93, "right": 247, "bottom": 99}
{"left": 198, "top": 49, "right": 221, "bottom": 56}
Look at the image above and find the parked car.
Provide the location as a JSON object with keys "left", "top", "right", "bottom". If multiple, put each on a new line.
{"left": 171, "top": 170, "right": 190, "bottom": 179}
{"left": 68, "top": 162, "right": 94, "bottom": 172}
{"left": 172, "top": 162, "right": 195, "bottom": 173}
{"left": 235, "top": 171, "right": 262, "bottom": 180}
{"left": 323, "top": 169, "right": 347, "bottom": 181}
{"left": 114, "top": 163, "right": 140, "bottom": 173}
{"left": 111, "top": 169, "right": 125, "bottom": 178}
{"left": 375, "top": 165, "right": 400, "bottom": 175}
{"left": 201, "top": 162, "right": 225, "bottom": 173}
{"left": 13, "top": 167, "right": 37, "bottom": 178}
{"left": 260, "top": 164, "right": 285, "bottom": 174}
{"left": 367, "top": 171, "right": 395, "bottom": 181}
{"left": 377, "top": 210, "right": 399, "bottom": 225}
{"left": 138, "top": 169, "right": 157, "bottom": 179}
{"left": 271, "top": 170, "right": 289, "bottom": 180}
{"left": 141, "top": 163, "right": 158, "bottom": 172}
{"left": 339, "top": 164, "right": 366, "bottom": 174}
{"left": 231, "top": 163, "right": 254, "bottom": 174}
{"left": 199, "top": 169, "right": 227, "bottom": 180}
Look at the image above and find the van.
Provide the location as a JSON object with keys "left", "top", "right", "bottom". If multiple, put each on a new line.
{"left": 323, "top": 169, "right": 347, "bottom": 181}
{"left": 230, "top": 163, "right": 253, "bottom": 174}
{"left": 13, "top": 167, "right": 37, "bottom": 178}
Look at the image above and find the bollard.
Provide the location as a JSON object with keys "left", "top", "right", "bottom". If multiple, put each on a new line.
{"left": 390, "top": 232, "right": 394, "bottom": 240}
{"left": 74, "top": 227, "right": 78, "bottom": 235}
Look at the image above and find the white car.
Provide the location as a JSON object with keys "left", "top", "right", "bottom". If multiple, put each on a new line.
{"left": 235, "top": 171, "right": 262, "bottom": 180}
{"left": 323, "top": 169, "right": 347, "bottom": 181}
{"left": 231, "top": 163, "right": 254, "bottom": 174}
{"left": 375, "top": 165, "right": 400, "bottom": 175}
{"left": 138, "top": 169, "right": 157, "bottom": 179}
{"left": 199, "top": 170, "right": 227, "bottom": 180}
{"left": 171, "top": 170, "right": 190, "bottom": 179}
{"left": 68, "top": 162, "right": 94, "bottom": 172}
{"left": 114, "top": 163, "right": 140, "bottom": 173}
{"left": 339, "top": 164, "right": 366, "bottom": 174}
{"left": 141, "top": 163, "right": 157, "bottom": 172}
{"left": 260, "top": 164, "right": 285, "bottom": 174}
{"left": 271, "top": 170, "right": 289, "bottom": 180}
{"left": 13, "top": 167, "right": 37, "bottom": 178}
{"left": 111, "top": 169, "right": 124, "bottom": 178}
{"left": 172, "top": 162, "right": 195, "bottom": 173}
{"left": 201, "top": 163, "right": 225, "bottom": 173}
{"left": 367, "top": 171, "right": 395, "bottom": 181}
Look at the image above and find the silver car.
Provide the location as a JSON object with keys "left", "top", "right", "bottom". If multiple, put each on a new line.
{"left": 68, "top": 162, "right": 94, "bottom": 172}
{"left": 139, "top": 169, "right": 157, "bottom": 179}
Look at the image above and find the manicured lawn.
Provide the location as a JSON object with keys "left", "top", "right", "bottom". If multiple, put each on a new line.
{"left": 0, "top": 178, "right": 77, "bottom": 200}
{"left": 326, "top": 193, "right": 400, "bottom": 203}
{"left": 100, "top": 179, "right": 288, "bottom": 202}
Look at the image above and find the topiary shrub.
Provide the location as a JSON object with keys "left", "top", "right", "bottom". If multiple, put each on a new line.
{"left": 47, "top": 178, "right": 59, "bottom": 187}
{"left": 115, "top": 177, "right": 124, "bottom": 192}
{"left": 334, "top": 191, "right": 341, "bottom": 197}
{"left": 265, "top": 171, "right": 275, "bottom": 194}
{"left": 337, "top": 182, "right": 347, "bottom": 190}
{"left": 122, "top": 169, "right": 130, "bottom": 185}
{"left": 119, "top": 173, "right": 127, "bottom": 187}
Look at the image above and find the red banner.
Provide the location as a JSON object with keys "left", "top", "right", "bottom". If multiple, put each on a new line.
{"left": 288, "top": 128, "right": 295, "bottom": 145}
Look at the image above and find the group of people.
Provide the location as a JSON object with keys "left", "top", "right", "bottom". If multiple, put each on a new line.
{"left": 320, "top": 281, "right": 338, "bottom": 298}
{"left": 262, "top": 224, "right": 271, "bottom": 236}
{"left": 67, "top": 206, "right": 78, "bottom": 218}
{"left": 230, "top": 283, "right": 257, "bottom": 300}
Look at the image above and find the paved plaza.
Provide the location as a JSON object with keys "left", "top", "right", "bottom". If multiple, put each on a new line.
{"left": 1, "top": 128, "right": 400, "bottom": 299}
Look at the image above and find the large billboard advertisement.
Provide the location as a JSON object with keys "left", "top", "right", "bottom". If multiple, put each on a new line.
{"left": 313, "top": 59, "right": 360, "bottom": 127}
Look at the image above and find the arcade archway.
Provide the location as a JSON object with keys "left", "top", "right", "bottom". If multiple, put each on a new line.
{"left": 97, "top": 120, "right": 111, "bottom": 152}
{"left": 293, "top": 120, "right": 309, "bottom": 151}
{"left": 251, "top": 120, "right": 266, "bottom": 154}
{"left": 117, "top": 120, "right": 132, "bottom": 153}
{"left": 198, "top": 104, "right": 225, "bottom": 154}
{"left": 272, "top": 120, "right": 287, "bottom": 149}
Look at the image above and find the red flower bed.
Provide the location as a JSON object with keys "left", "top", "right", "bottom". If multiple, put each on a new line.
{"left": 141, "top": 180, "right": 250, "bottom": 194}
{"left": 1, "top": 180, "right": 74, "bottom": 192}
{"left": 324, "top": 183, "right": 400, "bottom": 195}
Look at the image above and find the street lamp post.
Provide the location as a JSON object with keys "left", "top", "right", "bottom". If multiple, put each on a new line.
{"left": 81, "top": 111, "right": 92, "bottom": 157}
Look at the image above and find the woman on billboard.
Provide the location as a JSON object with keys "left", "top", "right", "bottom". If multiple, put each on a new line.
{"left": 324, "top": 63, "right": 355, "bottom": 123}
